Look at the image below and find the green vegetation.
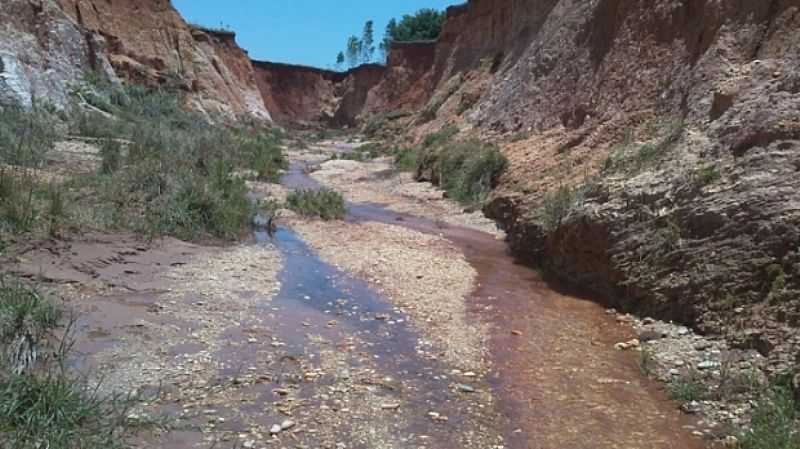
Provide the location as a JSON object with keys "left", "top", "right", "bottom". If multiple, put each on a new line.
{"left": 417, "top": 74, "right": 463, "bottom": 124}
{"left": 603, "top": 119, "right": 686, "bottom": 175}
{"left": 434, "top": 140, "right": 507, "bottom": 206}
{"left": 66, "top": 80, "right": 286, "bottom": 240}
{"left": 740, "top": 385, "right": 800, "bottom": 449}
{"left": 0, "top": 280, "right": 142, "bottom": 449}
{"left": 422, "top": 124, "right": 459, "bottom": 148}
{"left": 380, "top": 8, "right": 447, "bottom": 54}
{"left": 694, "top": 165, "right": 722, "bottom": 187}
{"left": 0, "top": 279, "right": 61, "bottom": 371}
{"left": 394, "top": 147, "right": 420, "bottom": 172}
{"left": 332, "top": 143, "right": 385, "bottom": 162}
{"left": 666, "top": 372, "right": 707, "bottom": 403}
{"left": 0, "top": 104, "right": 62, "bottom": 234}
{"left": 337, "top": 20, "right": 377, "bottom": 69}
{"left": 538, "top": 186, "right": 582, "bottom": 232}
{"left": 286, "top": 189, "right": 346, "bottom": 220}
{"left": 638, "top": 347, "right": 657, "bottom": 377}
{"left": 766, "top": 264, "right": 788, "bottom": 302}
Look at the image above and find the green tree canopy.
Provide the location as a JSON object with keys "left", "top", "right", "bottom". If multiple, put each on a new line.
{"left": 379, "top": 8, "right": 446, "bottom": 56}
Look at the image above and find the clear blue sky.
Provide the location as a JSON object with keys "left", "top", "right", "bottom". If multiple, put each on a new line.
{"left": 173, "top": 0, "right": 456, "bottom": 70}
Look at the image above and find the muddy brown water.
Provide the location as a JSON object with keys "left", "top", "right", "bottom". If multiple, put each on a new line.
{"left": 276, "top": 161, "right": 707, "bottom": 449}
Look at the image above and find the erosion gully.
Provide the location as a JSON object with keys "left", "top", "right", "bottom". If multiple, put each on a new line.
{"left": 265, "top": 150, "right": 707, "bottom": 449}
{"left": 62, "top": 143, "right": 708, "bottom": 448}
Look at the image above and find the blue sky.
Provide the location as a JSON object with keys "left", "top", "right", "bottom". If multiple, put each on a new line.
{"left": 173, "top": 0, "right": 456, "bottom": 70}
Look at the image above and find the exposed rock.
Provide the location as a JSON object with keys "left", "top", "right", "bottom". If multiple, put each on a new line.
{"left": 0, "top": 0, "right": 270, "bottom": 119}
{"left": 253, "top": 61, "right": 385, "bottom": 126}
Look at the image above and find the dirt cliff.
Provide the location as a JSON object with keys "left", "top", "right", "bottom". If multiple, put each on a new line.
{"left": 0, "top": 0, "right": 270, "bottom": 119}
{"left": 253, "top": 61, "right": 385, "bottom": 127}
{"left": 392, "top": 0, "right": 800, "bottom": 378}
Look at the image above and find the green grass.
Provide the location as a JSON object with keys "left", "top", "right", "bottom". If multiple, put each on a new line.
{"left": 0, "top": 372, "right": 138, "bottom": 449}
{"left": 0, "top": 104, "right": 59, "bottom": 168}
{"left": 666, "top": 373, "right": 707, "bottom": 403}
{"left": 398, "top": 126, "right": 507, "bottom": 207}
{"left": 286, "top": 189, "right": 346, "bottom": 220}
{"left": 538, "top": 185, "right": 581, "bottom": 232}
{"left": 0, "top": 279, "right": 61, "bottom": 351}
{"left": 740, "top": 385, "right": 800, "bottom": 449}
{"left": 394, "top": 147, "right": 419, "bottom": 172}
{"left": 694, "top": 165, "right": 721, "bottom": 187}
{"left": 0, "top": 279, "right": 142, "bottom": 449}
{"left": 422, "top": 124, "right": 459, "bottom": 148}
{"left": 604, "top": 119, "right": 686, "bottom": 175}
{"left": 434, "top": 140, "right": 508, "bottom": 206}
{"left": 332, "top": 143, "right": 386, "bottom": 162}
{"left": 61, "top": 82, "right": 287, "bottom": 241}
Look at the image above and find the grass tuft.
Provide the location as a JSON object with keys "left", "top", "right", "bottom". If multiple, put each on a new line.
{"left": 740, "top": 385, "right": 800, "bottom": 449}
{"left": 286, "top": 189, "right": 346, "bottom": 220}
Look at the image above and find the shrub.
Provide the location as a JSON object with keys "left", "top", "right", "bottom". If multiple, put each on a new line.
{"left": 65, "top": 84, "right": 283, "bottom": 241}
{"left": 604, "top": 119, "right": 686, "bottom": 175}
{"left": 0, "top": 169, "right": 37, "bottom": 233}
{"left": 538, "top": 186, "right": 581, "bottom": 232}
{"left": 99, "top": 140, "right": 122, "bottom": 175}
{"left": 0, "top": 104, "right": 59, "bottom": 167}
{"left": 0, "top": 279, "right": 62, "bottom": 374}
{"left": 45, "top": 184, "right": 66, "bottom": 238}
{"left": 0, "top": 372, "right": 138, "bottom": 449}
{"left": 0, "top": 279, "right": 141, "bottom": 449}
{"left": 423, "top": 124, "right": 459, "bottom": 148}
{"left": 739, "top": 385, "right": 800, "bottom": 449}
{"left": 146, "top": 160, "right": 254, "bottom": 240}
{"left": 286, "top": 189, "right": 346, "bottom": 220}
{"left": 394, "top": 148, "right": 419, "bottom": 172}
{"left": 694, "top": 165, "right": 721, "bottom": 187}
{"left": 436, "top": 140, "right": 508, "bottom": 206}
{"left": 666, "top": 370, "right": 707, "bottom": 403}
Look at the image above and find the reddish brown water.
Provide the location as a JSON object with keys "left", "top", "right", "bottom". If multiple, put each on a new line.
{"left": 346, "top": 202, "right": 707, "bottom": 449}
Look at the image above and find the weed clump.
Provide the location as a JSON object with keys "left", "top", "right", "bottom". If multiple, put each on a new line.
{"left": 604, "top": 119, "right": 686, "bottom": 175}
{"left": 538, "top": 186, "right": 582, "bottom": 232}
{"left": 739, "top": 385, "right": 800, "bottom": 449}
{"left": 0, "top": 279, "right": 142, "bottom": 449}
{"left": 286, "top": 189, "right": 346, "bottom": 220}
{"left": 64, "top": 81, "right": 287, "bottom": 241}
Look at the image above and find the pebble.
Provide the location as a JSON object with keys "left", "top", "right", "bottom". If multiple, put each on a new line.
{"left": 280, "top": 419, "right": 295, "bottom": 431}
{"left": 243, "top": 441, "right": 256, "bottom": 449}
{"left": 270, "top": 424, "right": 282, "bottom": 434}
{"left": 697, "top": 360, "right": 717, "bottom": 370}
{"left": 457, "top": 384, "right": 476, "bottom": 393}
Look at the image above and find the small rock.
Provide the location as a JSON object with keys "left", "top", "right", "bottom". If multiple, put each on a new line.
{"left": 638, "top": 330, "right": 665, "bottom": 342}
{"left": 642, "top": 317, "right": 656, "bottom": 325}
{"left": 681, "top": 401, "right": 701, "bottom": 414}
{"left": 614, "top": 339, "right": 640, "bottom": 351}
{"left": 243, "top": 441, "right": 256, "bottom": 449}
{"left": 280, "top": 419, "right": 295, "bottom": 431}
{"left": 697, "top": 360, "right": 718, "bottom": 370}
{"left": 270, "top": 424, "right": 282, "bottom": 434}
{"left": 381, "top": 402, "right": 401, "bottom": 410}
{"left": 677, "top": 327, "right": 690, "bottom": 336}
{"left": 457, "top": 384, "right": 476, "bottom": 393}
{"left": 511, "top": 330, "right": 523, "bottom": 336}
{"left": 694, "top": 341, "right": 713, "bottom": 351}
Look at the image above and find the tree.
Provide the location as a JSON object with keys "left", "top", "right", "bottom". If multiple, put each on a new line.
{"left": 379, "top": 19, "right": 398, "bottom": 61}
{"left": 335, "top": 52, "right": 345, "bottom": 70}
{"left": 345, "top": 36, "right": 361, "bottom": 69}
{"left": 360, "top": 20, "right": 375, "bottom": 64}
{"left": 383, "top": 8, "right": 446, "bottom": 44}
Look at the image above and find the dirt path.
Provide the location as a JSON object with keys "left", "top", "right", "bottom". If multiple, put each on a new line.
{"left": 7, "top": 139, "right": 709, "bottom": 449}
